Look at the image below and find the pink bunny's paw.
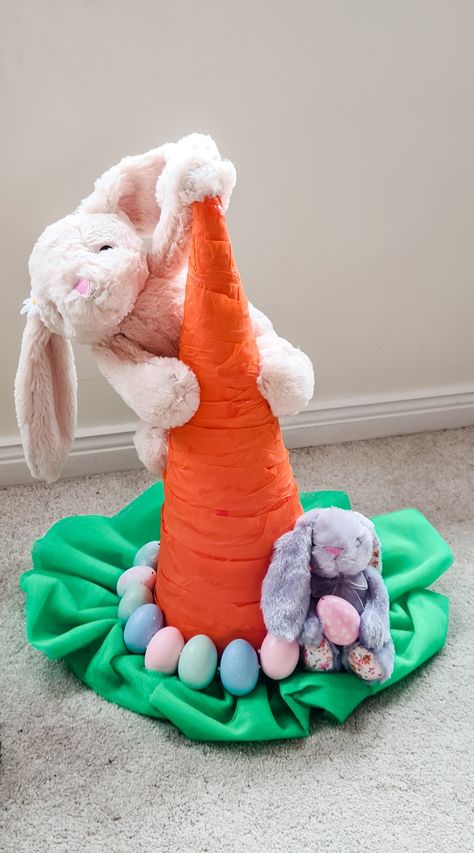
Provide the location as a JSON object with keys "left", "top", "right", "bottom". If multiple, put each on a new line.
{"left": 150, "top": 360, "right": 200, "bottom": 429}
{"left": 180, "top": 159, "right": 236, "bottom": 209}
{"left": 156, "top": 148, "right": 236, "bottom": 214}
{"left": 257, "top": 347, "right": 314, "bottom": 417}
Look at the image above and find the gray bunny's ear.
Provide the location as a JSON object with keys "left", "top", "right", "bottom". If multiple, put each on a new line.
{"left": 15, "top": 316, "right": 77, "bottom": 483}
{"left": 296, "top": 509, "right": 320, "bottom": 531}
{"left": 261, "top": 516, "right": 314, "bottom": 641}
{"left": 352, "top": 512, "right": 382, "bottom": 570}
{"left": 369, "top": 529, "right": 382, "bottom": 570}
{"left": 78, "top": 145, "right": 174, "bottom": 237}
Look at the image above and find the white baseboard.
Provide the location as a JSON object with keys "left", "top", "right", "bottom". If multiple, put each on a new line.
{"left": 0, "top": 425, "right": 141, "bottom": 488}
{"left": 281, "top": 386, "right": 474, "bottom": 449}
{"left": 1, "top": 387, "right": 473, "bottom": 487}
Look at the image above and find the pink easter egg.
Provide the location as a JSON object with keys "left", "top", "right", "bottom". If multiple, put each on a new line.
{"left": 316, "top": 595, "right": 360, "bottom": 646}
{"left": 259, "top": 634, "right": 300, "bottom": 680}
{"left": 144, "top": 626, "right": 185, "bottom": 674}
{"left": 116, "top": 565, "right": 157, "bottom": 597}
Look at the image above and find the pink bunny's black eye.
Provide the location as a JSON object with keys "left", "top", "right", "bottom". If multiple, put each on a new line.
{"left": 99, "top": 245, "right": 113, "bottom": 251}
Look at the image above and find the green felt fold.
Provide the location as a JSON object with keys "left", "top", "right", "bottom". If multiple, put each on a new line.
{"left": 20, "top": 485, "right": 452, "bottom": 742}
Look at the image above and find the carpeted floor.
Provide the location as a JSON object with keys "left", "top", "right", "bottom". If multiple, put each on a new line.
{"left": 1, "top": 427, "right": 473, "bottom": 852}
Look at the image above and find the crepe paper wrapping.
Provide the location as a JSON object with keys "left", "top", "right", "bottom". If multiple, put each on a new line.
{"left": 156, "top": 198, "right": 303, "bottom": 652}
{"left": 20, "top": 484, "right": 451, "bottom": 742}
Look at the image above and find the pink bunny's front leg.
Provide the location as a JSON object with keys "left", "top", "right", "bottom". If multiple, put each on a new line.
{"left": 133, "top": 421, "right": 169, "bottom": 476}
{"left": 150, "top": 134, "right": 236, "bottom": 279}
{"left": 94, "top": 339, "right": 200, "bottom": 430}
{"left": 149, "top": 191, "right": 193, "bottom": 280}
{"left": 249, "top": 304, "right": 315, "bottom": 417}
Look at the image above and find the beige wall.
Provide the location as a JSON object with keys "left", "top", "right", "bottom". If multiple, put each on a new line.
{"left": 1, "top": 0, "right": 473, "bottom": 444}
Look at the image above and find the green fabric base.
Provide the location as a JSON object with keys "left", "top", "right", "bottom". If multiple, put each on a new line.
{"left": 20, "top": 485, "right": 452, "bottom": 742}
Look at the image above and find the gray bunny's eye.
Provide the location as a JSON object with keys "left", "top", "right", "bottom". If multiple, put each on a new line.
{"left": 356, "top": 537, "right": 362, "bottom": 546}
{"left": 99, "top": 245, "right": 113, "bottom": 251}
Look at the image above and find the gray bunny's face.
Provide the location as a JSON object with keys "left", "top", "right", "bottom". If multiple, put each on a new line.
{"left": 28, "top": 212, "right": 148, "bottom": 344}
{"left": 310, "top": 507, "right": 375, "bottom": 578}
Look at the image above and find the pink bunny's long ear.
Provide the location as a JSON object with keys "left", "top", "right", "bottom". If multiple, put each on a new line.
{"left": 78, "top": 145, "right": 173, "bottom": 237}
{"left": 15, "top": 316, "right": 77, "bottom": 483}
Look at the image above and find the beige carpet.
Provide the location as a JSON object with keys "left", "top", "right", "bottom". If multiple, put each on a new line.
{"left": 1, "top": 427, "right": 473, "bottom": 852}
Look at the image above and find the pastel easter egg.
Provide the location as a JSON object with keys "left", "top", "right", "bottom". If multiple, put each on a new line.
{"left": 316, "top": 595, "right": 360, "bottom": 646}
{"left": 144, "top": 626, "right": 185, "bottom": 674}
{"left": 118, "top": 584, "right": 154, "bottom": 624}
{"left": 259, "top": 634, "right": 300, "bottom": 680}
{"left": 220, "top": 639, "right": 260, "bottom": 696}
{"left": 116, "top": 565, "right": 157, "bottom": 597}
{"left": 133, "top": 540, "right": 160, "bottom": 570}
{"left": 177, "top": 635, "right": 218, "bottom": 690}
{"left": 123, "top": 603, "right": 163, "bottom": 654}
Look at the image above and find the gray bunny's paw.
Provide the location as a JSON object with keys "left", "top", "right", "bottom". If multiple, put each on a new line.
{"left": 359, "top": 606, "right": 389, "bottom": 651}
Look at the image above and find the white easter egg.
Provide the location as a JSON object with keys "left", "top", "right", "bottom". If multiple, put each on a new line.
{"left": 116, "top": 565, "right": 157, "bottom": 597}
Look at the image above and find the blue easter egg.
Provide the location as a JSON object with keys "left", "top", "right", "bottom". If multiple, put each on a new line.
{"left": 133, "top": 540, "right": 160, "bottom": 570}
{"left": 123, "top": 603, "right": 163, "bottom": 654}
{"left": 220, "top": 639, "right": 260, "bottom": 696}
{"left": 177, "top": 635, "right": 218, "bottom": 690}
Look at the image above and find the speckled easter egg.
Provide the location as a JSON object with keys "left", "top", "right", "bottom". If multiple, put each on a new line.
{"left": 144, "top": 626, "right": 185, "bottom": 674}
{"left": 133, "top": 540, "right": 160, "bottom": 570}
{"left": 177, "top": 635, "right": 218, "bottom": 690}
{"left": 259, "top": 634, "right": 300, "bottom": 680}
{"left": 316, "top": 595, "right": 360, "bottom": 646}
{"left": 123, "top": 603, "right": 163, "bottom": 654}
{"left": 220, "top": 639, "right": 260, "bottom": 696}
{"left": 118, "top": 584, "right": 154, "bottom": 624}
{"left": 116, "top": 565, "right": 157, "bottom": 597}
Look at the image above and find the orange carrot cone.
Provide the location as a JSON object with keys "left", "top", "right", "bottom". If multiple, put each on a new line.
{"left": 155, "top": 197, "right": 302, "bottom": 651}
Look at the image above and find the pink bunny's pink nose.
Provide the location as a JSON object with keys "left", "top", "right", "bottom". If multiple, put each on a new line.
{"left": 74, "top": 278, "right": 92, "bottom": 297}
{"left": 323, "top": 546, "right": 343, "bottom": 557}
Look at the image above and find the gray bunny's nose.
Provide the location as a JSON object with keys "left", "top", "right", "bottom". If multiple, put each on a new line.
{"left": 323, "top": 546, "right": 343, "bottom": 557}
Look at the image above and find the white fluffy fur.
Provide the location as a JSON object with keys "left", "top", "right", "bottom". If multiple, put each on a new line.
{"left": 250, "top": 305, "right": 314, "bottom": 417}
{"left": 79, "top": 145, "right": 174, "bottom": 236}
{"left": 15, "top": 133, "right": 315, "bottom": 482}
{"left": 14, "top": 317, "right": 77, "bottom": 483}
{"left": 133, "top": 422, "right": 168, "bottom": 476}
{"left": 96, "top": 350, "right": 200, "bottom": 429}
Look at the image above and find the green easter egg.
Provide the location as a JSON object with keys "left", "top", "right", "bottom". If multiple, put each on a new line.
{"left": 118, "top": 584, "right": 153, "bottom": 624}
{"left": 178, "top": 634, "right": 218, "bottom": 690}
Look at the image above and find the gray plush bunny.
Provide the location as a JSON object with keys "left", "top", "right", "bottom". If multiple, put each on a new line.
{"left": 261, "top": 507, "right": 395, "bottom": 682}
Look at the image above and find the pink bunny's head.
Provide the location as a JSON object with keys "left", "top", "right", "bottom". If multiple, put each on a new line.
{"left": 15, "top": 145, "right": 171, "bottom": 482}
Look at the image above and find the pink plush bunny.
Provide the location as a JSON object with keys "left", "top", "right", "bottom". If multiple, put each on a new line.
{"left": 15, "top": 134, "right": 314, "bottom": 482}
